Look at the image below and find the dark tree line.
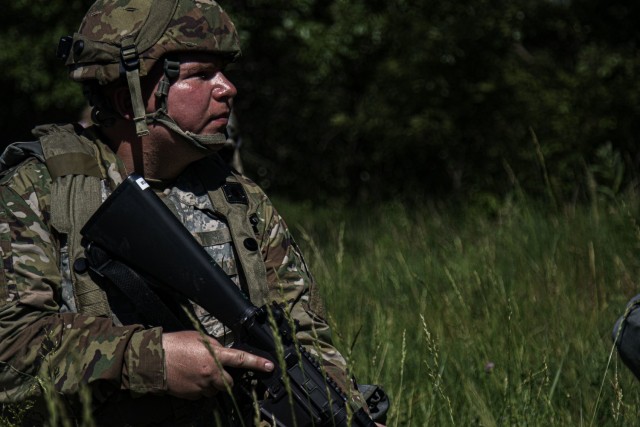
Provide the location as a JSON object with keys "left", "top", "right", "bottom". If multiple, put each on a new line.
{"left": 2, "top": 0, "right": 640, "bottom": 204}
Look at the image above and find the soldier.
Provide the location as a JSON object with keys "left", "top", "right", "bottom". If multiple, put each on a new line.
{"left": 0, "top": 0, "right": 383, "bottom": 425}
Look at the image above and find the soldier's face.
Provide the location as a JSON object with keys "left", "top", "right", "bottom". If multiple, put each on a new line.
{"left": 146, "top": 52, "right": 237, "bottom": 140}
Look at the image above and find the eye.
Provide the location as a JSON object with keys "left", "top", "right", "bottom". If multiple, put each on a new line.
{"left": 184, "top": 70, "right": 212, "bottom": 80}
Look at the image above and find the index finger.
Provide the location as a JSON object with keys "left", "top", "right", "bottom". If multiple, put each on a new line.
{"left": 215, "top": 347, "right": 275, "bottom": 372}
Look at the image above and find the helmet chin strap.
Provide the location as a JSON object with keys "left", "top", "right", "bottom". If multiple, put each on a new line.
{"left": 145, "top": 109, "right": 231, "bottom": 152}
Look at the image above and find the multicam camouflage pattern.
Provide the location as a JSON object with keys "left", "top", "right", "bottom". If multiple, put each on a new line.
{"left": 67, "top": 0, "right": 241, "bottom": 84}
{"left": 0, "top": 127, "right": 362, "bottom": 423}
{"left": 0, "top": 155, "right": 165, "bottom": 420}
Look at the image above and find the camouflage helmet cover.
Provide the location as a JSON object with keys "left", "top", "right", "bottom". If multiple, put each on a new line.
{"left": 66, "top": 0, "right": 241, "bottom": 85}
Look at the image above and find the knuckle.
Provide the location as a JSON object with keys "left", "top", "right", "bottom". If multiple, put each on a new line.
{"left": 236, "top": 350, "right": 247, "bottom": 366}
{"left": 200, "top": 363, "right": 213, "bottom": 377}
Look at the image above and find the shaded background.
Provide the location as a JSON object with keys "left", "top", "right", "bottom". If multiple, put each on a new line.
{"left": 2, "top": 0, "right": 639, "bottom": 205}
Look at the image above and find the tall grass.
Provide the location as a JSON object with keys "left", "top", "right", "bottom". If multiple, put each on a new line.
{"left": 277, "top": 193, "right": 640, "bottom": 426}
{"left": 7, "top": 193, "right": 640, "bottom": 426}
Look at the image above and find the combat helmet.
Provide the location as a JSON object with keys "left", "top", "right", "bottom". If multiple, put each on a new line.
{"left": 57, "top": 0, "right": 241, "bottom": 149}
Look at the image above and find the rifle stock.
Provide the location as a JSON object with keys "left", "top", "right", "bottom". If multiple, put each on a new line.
{"left": 80, "top": 174, "right": 375, "bottom": 427}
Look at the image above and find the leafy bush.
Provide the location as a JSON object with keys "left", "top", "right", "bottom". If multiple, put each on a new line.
{"left": 2, "top": 0, "right": 640, "bottom": 204}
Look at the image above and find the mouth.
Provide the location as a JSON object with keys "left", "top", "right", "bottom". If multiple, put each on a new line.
{"left": 206, "top": 113, "right": 229, "bottom": 131}
{"left": 214, "top": 110, "right": 230, "bottom": 122}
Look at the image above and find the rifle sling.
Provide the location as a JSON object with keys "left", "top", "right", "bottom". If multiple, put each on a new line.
{"left": 86, "top": 245, "right": 187, "bottom": 332}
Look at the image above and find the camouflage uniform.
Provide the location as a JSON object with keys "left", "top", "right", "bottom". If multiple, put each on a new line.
{"left": 0, "top": 126, "right": 361, "bottom": 425}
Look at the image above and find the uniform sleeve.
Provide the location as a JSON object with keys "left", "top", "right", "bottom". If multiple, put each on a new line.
{"left": 251, "top": 188, "right": 366, "bottom": 411}
{"left": 0, "top": 160, "right": 166, "bottom": 406}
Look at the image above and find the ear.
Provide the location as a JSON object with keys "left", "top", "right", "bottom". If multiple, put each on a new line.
{"left": 111, "top": 86, "right": 134, "bottom": 120}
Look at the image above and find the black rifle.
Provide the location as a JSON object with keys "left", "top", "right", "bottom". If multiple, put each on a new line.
{"left": 80, "top": 174, "right": 376, "bottom": 427}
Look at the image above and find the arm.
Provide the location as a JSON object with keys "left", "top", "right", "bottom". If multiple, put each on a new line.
{"left": 0, "top": 160, "right": 165, "bottom": 405}
{"left": 250, "top": 187, "right": 366, "bottom": 410}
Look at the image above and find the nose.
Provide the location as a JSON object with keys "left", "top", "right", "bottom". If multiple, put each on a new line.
{"left": 211, "top": 72, "right": 237, "bottom": 101}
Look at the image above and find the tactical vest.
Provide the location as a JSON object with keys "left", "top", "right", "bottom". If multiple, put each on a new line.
{"left": 2, "top": 123, "right": 269, "bottom": 319}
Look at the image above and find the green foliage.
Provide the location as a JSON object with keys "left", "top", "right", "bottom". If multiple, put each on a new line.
{"left": 276, "top": 192, "right": 640, "bottom": 425}
{"left": 0, "top": 0, "right": 89, "bottom": 142}
{"left": 226, "top": 0, "right": 640, "bottom": 203}
{"left": 2, "top": 0, "right": 640, "bottom": 203}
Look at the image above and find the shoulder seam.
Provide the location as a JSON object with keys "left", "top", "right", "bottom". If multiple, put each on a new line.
{"left": 0, "top": 157, "right": 48, "bottom": 186}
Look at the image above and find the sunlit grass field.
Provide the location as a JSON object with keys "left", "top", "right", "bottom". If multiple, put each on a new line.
{"left": 278, "top": 193, "right": 640, "bottom": 426}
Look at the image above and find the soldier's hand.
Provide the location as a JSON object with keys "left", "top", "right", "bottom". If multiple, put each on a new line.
{"left": 162, "top": 330, "right": 274, "bottom": 400}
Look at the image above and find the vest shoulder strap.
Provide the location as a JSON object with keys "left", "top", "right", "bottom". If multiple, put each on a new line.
{"left": 194, "top": 156, "right": 270, "bottom": 307}
{"left": 37, "top": 124, "right": 112, "bottom": 317}
{"left": 35, "top": 123, "right": 106, "bottom": 180}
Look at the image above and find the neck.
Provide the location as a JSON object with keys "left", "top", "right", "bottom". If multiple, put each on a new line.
{"left": 101, "top": 120, "right": 209, "bottom": 181}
